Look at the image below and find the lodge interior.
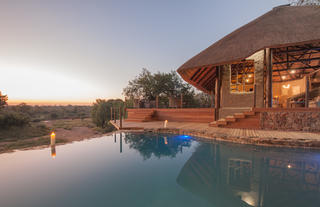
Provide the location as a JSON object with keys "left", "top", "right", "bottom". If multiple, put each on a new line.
{"left": 270, "top": 42, "right": 320, "bottom": 108}
{"left": 183, "top": 42, "right": 320, "bottom": 109}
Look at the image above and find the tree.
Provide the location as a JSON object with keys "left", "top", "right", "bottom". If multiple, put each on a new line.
{"left": 123, "top": 69, "right": 196, "bottom": 106}
{"left": 91, "top": 99, "right": 124, "bottom": 128}
{"left": 0, "top": 91, "right": 8, "bottom": 109}
{"left": 289, "top": 0, "right": 320, "bottom": 5}
{"left": 124, "top": 133, "right": 192, "bottom": 160}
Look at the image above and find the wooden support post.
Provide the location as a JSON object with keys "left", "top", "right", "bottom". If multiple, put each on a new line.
{"left": 113, "top": 107, "right": 116, "bottom": 123}
{"left": 180, "top": 94, "right": 183, "bottom": 108}
{"left": 305, "top": 76, "right": 310, "bottom": 108}
{"left": 211, "top": 90, "right": 214, "bottom": 108}
{"left": 119, "top": 107, "right": 122, "bottom": 129}
{"left": 156, "top": 95, "right": 159, "bottom": 108}
{"left": 110, "top": 107, "right": 113, "bottom": 120}
{"left": 253, "top": 84, "right": 257, "bottom": 108}
{"left": 215, "top": 66, "right": 221, "bottom": 121}
{"left": 266, "top": 48, "right": 273, "bottom": 108}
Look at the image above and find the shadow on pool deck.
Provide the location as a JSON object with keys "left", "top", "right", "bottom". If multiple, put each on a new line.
{"left": 110, "top": 120, "right": 320, "bottom": 149}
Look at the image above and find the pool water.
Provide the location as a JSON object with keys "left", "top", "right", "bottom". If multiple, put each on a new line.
{"left": 0, "top": 133, "right": 320, "bottom": 207}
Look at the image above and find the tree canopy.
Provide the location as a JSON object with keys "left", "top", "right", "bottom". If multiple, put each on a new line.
{"left": 0, "top": 91, "right": 8, "bottom": 109}
{"left": 91, "top": 99, "right": 124, "bottom": 128}
{"left": 123, "top": 68, "right": 212, "bottom": 108}
{"left": 123, "top": 68, "right": 195, "bottom": 100}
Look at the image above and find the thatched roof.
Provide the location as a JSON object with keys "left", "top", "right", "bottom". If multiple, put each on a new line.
{"left": 177, "top": 5, "right": 320, "bottom": 92}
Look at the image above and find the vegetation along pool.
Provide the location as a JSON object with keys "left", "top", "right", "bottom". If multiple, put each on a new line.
{"left": 1, "top": 133, "right": 320, "bottom": 207}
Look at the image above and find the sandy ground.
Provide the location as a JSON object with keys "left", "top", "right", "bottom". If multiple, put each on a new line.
{"left": 43, "top": 119, "right": 106, "bottom": 141}
{"left": 0, "top": 119, "right": 114, "bottom": 154}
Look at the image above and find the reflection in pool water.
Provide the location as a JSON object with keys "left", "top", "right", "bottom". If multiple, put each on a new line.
{"left": 0, "top": 133, "right": 319, "bottom": 207}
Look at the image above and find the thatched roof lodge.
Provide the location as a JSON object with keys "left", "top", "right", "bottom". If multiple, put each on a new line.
{"left": 177, "top": 5, "right": 320, "bottom": 129}
{"left": 178, "top": 5, "right": 320, "bottom": 92}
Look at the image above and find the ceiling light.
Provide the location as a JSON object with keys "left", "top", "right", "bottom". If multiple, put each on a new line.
{"left": 282, "top": 84, "right": 290, "bottom": 89}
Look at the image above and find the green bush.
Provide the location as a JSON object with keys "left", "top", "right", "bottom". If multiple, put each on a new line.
{"left": 91, "top": 99, "right": 124, "bottom": 128}
{"left": 0, "top": 111, "right": 30, "bottom": 129}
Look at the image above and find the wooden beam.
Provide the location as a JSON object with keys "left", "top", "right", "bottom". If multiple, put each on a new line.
{"left": 266, "top": 48, "right": 273, "bottom": 108}
{"left": 253, "top": 84, "right": 257, "bottom": 108}
{"left": 273, "top": 57, "right": 320, "bottom": 65}
{"left": 156, "top": 95, "right": 159, "bottom": 108}
{"left": 273, "top": 47, "right": 320, "bottom": 54}
{"left": 203, "top": 74, "right": 217, "bottom": 89}
{"left": 215, "top": 66, "right": 221, "bottom": 120}
{"left": 305, "top": 77, "right": 310, "bottom": 108}
{"left": 190, "top": 67, "right": 203, "bottom": 81}
{"left": 211, "top": 90, "right": 214, "bottom": 108}
{"left": 192, "top": 67, "right": 207, "bottom": 82}
{"left": 197, "top": 66, "right": 216, "bottom": 85}
{"left": 272, "top": 65, "right": 320, "bottom": 72}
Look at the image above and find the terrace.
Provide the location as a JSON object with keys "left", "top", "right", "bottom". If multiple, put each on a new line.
{"left": 123, "top": 5, "right": 320, "bottom": 132}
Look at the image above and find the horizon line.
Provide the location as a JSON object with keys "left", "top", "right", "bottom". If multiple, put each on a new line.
{"left": 7, "top": 98, "right": 123, "bottom": 106}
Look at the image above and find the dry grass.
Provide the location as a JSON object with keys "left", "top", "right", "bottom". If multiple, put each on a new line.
{"left": 0, "top": 123, "right": 50, "bottom": 141}
{"left": 50, "top": 118, "right": 95, "bottom": 130}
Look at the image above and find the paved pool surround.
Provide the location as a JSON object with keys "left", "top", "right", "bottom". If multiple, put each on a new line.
{"left": 111, "top": 120, "right": 320, "bottom": 149}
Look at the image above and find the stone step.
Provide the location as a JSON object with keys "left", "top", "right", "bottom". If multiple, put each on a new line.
{"left": 209, "top": 121, "right": 218, "bottom": 127}
{"left": 244, "top": 111, "right": 255, "bottom": 116}
{"left": 226, "top": 116, "right": 236, "bottom": 122}
{"left": 234, "top": 113, "right": 245, "bottom": 119}
{"left": 124, "top": 119, "right": 145, "bottom": 122}
{"left": 217, "top": 118, "right": 227, "bottom": 125}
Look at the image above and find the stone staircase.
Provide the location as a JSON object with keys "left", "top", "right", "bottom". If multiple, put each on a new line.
{"left": 209, "top": 110, "right": 260, "bottom": 129}
{"left": 125, "top": 109, "right": 155, "bottom": 122}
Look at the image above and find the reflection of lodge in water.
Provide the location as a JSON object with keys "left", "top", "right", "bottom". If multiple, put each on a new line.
{"left": 123, "top": 133, "right": 192, "bottom": 159}
{"left": 177, "top": 143, "right": 320, "bottom": 207}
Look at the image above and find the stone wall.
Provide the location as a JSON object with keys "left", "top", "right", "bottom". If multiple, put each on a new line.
{"left": 260, "top": 111, "right": 320, "bottom": 132}
{"left": 219, "top": 50, "right": 264, "bottom": 118}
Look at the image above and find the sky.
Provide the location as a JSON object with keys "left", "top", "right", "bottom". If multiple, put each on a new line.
{"left": 0, "top": 0, "right": 288, "bottom": 105}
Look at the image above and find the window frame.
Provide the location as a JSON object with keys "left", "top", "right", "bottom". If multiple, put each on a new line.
{"left": 230, "top": 60, "right": 255, "bottom": 94}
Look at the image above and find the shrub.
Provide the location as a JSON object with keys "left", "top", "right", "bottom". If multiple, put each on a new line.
{"left": 0, "top": 111, "right": 30, "bottom": 129}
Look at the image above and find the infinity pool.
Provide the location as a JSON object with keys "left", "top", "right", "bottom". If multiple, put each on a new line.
{"left": 0, "top": 133, "right": 320, "bottom": 207}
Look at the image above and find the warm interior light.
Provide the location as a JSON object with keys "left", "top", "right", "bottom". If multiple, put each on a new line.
{"left": 282, "top": 84, "right": 290, "bottom": 89}
{"left": 248, "top": 74, "right": 253, "bottom": 78}
{"left": 245, "top": 79, "right": 250, "bottom": 83}
{"left": 50, "top": 132, "right": 55, "bottom": 139}
{"left": 287, "top": 164, "right": 292, "bottom": 169}
{"left": 281, "top": 75, "right": 286, "bottom": 80}
{"left": 290, "top": 70, "right": 296, "bottom": 74}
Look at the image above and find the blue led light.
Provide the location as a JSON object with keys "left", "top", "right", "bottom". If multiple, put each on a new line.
{"left": 182, "top": 135, "right": 190, "bottom": 138}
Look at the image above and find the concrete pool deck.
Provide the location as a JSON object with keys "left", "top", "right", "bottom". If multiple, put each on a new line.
{"left": 110, "top": 120, "right": 320, "bottom": 149}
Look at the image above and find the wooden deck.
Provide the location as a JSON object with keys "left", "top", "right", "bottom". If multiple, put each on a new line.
{"left": 110, "top": 120, "right": 320, "bottom": 148}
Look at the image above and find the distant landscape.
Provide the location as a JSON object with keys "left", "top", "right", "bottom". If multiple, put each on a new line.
{"left": 0, "top": 69, "right": 211, "bottom": 153}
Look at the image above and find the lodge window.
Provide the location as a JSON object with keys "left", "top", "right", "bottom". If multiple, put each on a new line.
{"left": 230, "top": 61, "right": 255, "bottom": 93}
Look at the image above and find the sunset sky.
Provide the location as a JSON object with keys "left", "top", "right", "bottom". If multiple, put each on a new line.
{"left": 0, "top": 0, "right": 287, "bottom": 105}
